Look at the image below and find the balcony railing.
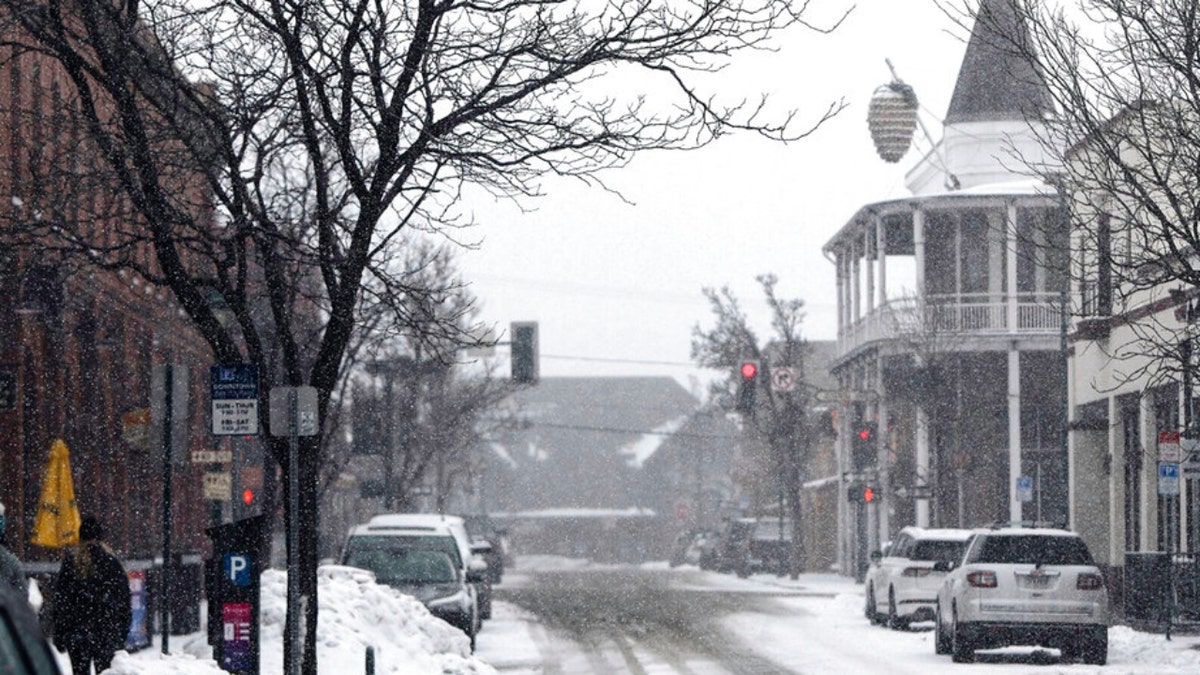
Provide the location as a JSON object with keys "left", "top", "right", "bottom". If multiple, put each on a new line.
{"left": 839, "top": 293, "right": 1064, "bottom": 355}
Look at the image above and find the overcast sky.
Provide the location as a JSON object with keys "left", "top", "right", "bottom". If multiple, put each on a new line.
{"left": 455, "top": 0, "right": 972, "bottom": 395}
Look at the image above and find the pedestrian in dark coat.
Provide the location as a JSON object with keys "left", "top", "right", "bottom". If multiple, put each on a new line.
{"left": 51, "top": 514, "right": 131, "bottom": 675}
{"left": 0, "top": 501, "right": 28, "bottom": 596}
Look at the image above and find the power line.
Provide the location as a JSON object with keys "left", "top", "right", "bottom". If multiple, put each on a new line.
{"left": 541, "top": 353, "right": 712, "bottom": 368}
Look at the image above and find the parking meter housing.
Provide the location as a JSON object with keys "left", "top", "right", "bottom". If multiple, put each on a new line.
{"left": 205, "top": 516, "right": 265, "bottom": 675}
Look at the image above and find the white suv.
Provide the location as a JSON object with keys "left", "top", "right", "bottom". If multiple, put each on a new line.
{"left": 341, "top": 514, "right": 488, "bottom": 648}
{"left": 864, "top": 526, "right": 973, "bottom": 628}
{"left": 933, "top": 527, "right": 1109, "bottom": 664}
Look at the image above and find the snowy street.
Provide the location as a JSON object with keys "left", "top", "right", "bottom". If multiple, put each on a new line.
{"left": 83, "top": 554, "right": 1200, "bottom": 674}
{"left": 474, "top": 556, "right": 1200, "bottom": 675}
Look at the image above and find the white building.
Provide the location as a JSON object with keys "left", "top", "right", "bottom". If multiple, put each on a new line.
{"left": 822, "top": 0, "right": 1069, "bottom": 577}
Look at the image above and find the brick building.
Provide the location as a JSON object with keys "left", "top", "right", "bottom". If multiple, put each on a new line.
{"left": 0, "top": 22, "right": 217, "bottom": 564}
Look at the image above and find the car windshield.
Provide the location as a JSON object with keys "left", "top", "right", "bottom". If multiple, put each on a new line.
{"left": 344, "top": 547, "right": 458, "bottom": 585}
{"left": 753, "top": 521, "right": 791, "bottom": 540}
{"left": 971, "top": 535, "right": 1094, "bottom": 565}
{"left": 909, "top": 540, "right": 966, "bottom": 563}
{"left": 343, "top": 534, "right": 463, "bottom": 569}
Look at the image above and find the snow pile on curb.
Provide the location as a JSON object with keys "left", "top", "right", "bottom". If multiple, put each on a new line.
{"left": 104, "top": 565, "right": 497, "bottom": 675}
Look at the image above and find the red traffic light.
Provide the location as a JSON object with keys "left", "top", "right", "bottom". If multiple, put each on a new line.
{"left": 858, "top": 428, "right": 872, "bottom": 441}
{"left": 242, "top": 488, "right": 256, "bottom": 505}
{"left": 863, "top": 487, "right": 875, "bottom": 503}
{"left": 740, "top": 362, "right": 758, "bottom": 379}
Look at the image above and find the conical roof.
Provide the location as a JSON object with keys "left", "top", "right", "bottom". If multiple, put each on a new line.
{"left": 945, "top": 0, "right": 1053, "bottom": 124}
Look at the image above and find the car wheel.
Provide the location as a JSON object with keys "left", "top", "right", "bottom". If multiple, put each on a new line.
{"left": 1078, "top": 626, "right": 1107, "bottom": 665}
{"left": 950, "top": 608, "right": 974, "bottom": 663}
{"left": 934, "top": 605, "right": 951, "bottom": 655}
{"left": 887, "top": 588, "right": 905, "bottom": 630}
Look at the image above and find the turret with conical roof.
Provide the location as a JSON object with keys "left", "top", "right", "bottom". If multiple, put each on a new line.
{"left": 906, "top": 0, "right": 1059, "bottom": 194}
{"left": 945, "top": 0, "right": 1053, "bottom": 124}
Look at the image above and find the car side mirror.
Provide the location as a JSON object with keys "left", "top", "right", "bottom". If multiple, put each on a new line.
{"left": 933, "top": 560, "right": 954, "bottom": 572}
{"left": 869, "top": 551, "right": 882, "bottom": 564}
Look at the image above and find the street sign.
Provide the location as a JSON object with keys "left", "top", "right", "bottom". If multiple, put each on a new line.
{"left": 192, "top": 450, "right": 234, "bottom": 464}
{"left": 1159, "top": 430, "right": 1183, "bottom": 463}
{"left": 814, "top": 389, "right": 879, "bottom": 403}
{"left": 771, "top": 367, "right": 796, "bottom": 392}
{"left": 211, "top": 365, "right": 259, "bottom": 436}
{"left": 894, "top": 485, "right": 932, "bottom": 500}
{"left": 1183, "top": 438, "right": 1200, "bottom": 477}
{"left": 1016, "top": 475, "right": 1033, "bottom": 503}
{"left": 1159, "top": 462, "right": 1181, "bottom": 496}
{"left": 269, "top": 386, "right": 319, "bottom": 437}
{"left": 204, "top": 472, "right": 232, "bottom": 500}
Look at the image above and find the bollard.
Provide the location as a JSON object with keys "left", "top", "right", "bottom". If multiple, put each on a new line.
{"left": 365, "top": 645, "right": 375, "bottom": 675}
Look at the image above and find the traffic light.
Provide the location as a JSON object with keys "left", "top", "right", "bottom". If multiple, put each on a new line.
{"left": 510, "top": 321, "right": 539, "bottom": 384}
{"left": 735, "top": 360, "right": 758, "bottom": 413}
{"left": 241, "top": 488, "right": 256, "bottom": 507}
{"left": 847, "top": 483, "right": 878, "bottom": 503}
{"left": 851, "top": 421, "right": 877, "bottom": 470}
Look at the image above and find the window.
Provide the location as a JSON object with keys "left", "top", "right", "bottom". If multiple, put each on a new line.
{"left": 970, "top": 535, "right": 1094, "bottom": 565}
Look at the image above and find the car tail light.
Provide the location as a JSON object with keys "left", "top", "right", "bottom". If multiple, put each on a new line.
{"left": 966, "top": 570, "right": 997, "bottom": 588}
{"left": 902, "top": 566, "right": 933, "bottom": 577}
{"left": 1077, "top": 572, "right": 1104, "bottom": 590}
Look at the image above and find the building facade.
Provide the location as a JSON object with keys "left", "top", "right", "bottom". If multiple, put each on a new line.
{"left": 823, "top": 0, "right": 1070, "bottom": 576}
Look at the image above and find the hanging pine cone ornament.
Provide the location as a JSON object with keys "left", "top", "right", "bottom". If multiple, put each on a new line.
{"left": 867, "top": 81, "right": 919, "bottom": 163}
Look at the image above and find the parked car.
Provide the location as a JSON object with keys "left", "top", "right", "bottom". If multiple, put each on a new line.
{"left": 669, "top": 528, "right": 719, "bottom": 568}
{"left": 933, "top": 526, "right": 1109, "bottom": 664}
{"left": 368, "top": 513, "right": 493, "bottom": 621}
{"left": 0, "top": 582, "right": 60, "bottom": 674}
{"left": 460, "top": 514, "right": 508, "bottom": 583}
{"left": 747, "top": 517, "right": 792, "bottom": 576}
{"left": 712, "top": 518, "right": 756, "bottom": 577}
{"left": 864, "top": 526, "right": 973, "bottom": 628}
{"left": 340, "top": 514, "right": 489, "bottom": 648}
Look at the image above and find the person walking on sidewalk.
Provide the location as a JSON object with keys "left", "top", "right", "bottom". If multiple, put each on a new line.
{"left": 51, "top": 514, "right": 131, "bottom": 675}
{"left": 0, "top": 501, "right": 28, "bottom": 596}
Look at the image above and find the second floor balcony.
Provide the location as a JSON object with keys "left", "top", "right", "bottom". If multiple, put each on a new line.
{"left": 839, "top": 292, "right": 1065, "bottom": 357}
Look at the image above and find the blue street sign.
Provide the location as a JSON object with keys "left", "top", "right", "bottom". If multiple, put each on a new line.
{"left": 223, "top": 553, "right": 251, "bottom": 587}
{"left": 1159, "top": 462, "right": 1181, "bottom": 496}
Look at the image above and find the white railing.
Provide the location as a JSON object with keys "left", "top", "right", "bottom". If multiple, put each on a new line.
{"left": 839, "top": 293, "right": 1063, "bottom": 355}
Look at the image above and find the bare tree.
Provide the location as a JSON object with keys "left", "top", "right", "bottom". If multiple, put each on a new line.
{"left": 691, "top": 273, "right": 815, "bottom": 577}
{"left": 0, "top": 0, "right": 847, "bottom": 668}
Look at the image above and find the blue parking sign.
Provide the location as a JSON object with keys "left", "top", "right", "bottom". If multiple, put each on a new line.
{"left": 223, "top": 553, "right": 251, "bottom": 586}
{"left": 1159, "top": 462, "right": 1181, "bottom": 496}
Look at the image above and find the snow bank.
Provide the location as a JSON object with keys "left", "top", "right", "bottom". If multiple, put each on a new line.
{"left": 102, "top": 565, "right": 497, "bottom": 675}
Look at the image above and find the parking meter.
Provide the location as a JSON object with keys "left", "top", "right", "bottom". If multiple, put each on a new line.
{"left": 205, "top": 516, "right": 265, "bottom": 675}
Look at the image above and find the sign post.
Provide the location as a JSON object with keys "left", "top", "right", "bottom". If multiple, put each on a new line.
{"left": 270, "top": 386, "right": 318, "bottom": 675}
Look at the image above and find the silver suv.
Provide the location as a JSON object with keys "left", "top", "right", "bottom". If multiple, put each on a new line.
{"left": 933, "top": 527, "right": 1109, "bottom": 664}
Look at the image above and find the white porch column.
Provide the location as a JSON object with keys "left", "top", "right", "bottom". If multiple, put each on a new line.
{"left": 1140, "top": 391, "right": 1156, "bottom": 551}
{"left": 1108, "top": 395, "right": 1121, "bottom": 563}
{"left": 877, "top": 214, "right": 888, "bottom": 304}
{"left": 877, "top": 360, "right": 890, "bottom": 542}
{"left": 1007, "top": 201, "right": 1019, "bottom": 330}
{"left": 836, "top": 253, "right": 845, "bottom": 339}
{"left": 914, "top": 209, "right": 926, "bottom": 298}
{"left": 1009, "top": 347, "right": 1023, "bottom": 523}
{"left": 865, "top": 226, "right": 876, "bottom": 314}
{"left": 916, "top": 402, "right": 931, "bottom": 527}
{"left": 852, "top": 240, "right": 862, "bottom": 322}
